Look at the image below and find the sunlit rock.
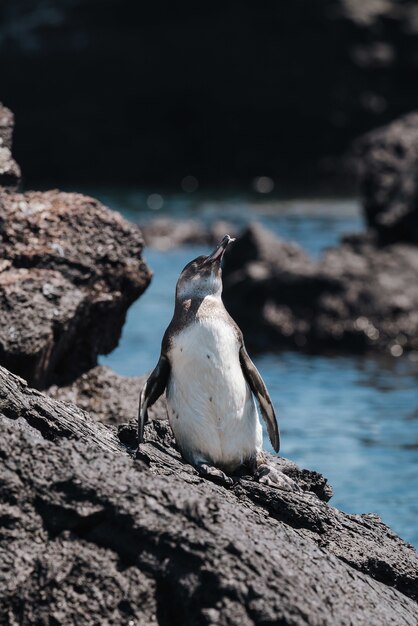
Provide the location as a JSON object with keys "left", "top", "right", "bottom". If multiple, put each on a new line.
{"left": 0, "top": 190, "right": 152, "bottom": 387}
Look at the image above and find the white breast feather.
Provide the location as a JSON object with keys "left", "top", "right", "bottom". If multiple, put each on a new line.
{"left": 166, "top": 313, "right": 262, "bottom": 471}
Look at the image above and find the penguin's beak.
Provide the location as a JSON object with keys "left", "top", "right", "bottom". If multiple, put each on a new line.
{"left": 203, "top": 234, "right": 235, "bottom": 265}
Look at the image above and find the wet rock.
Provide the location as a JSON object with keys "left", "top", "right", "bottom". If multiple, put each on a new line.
{"left": 0, "top": 103, "right": 20, "bottom": 187}
{"left": 222, "top": 223, "right": 418, "bottom": 355}
{"left": 0, "top": 189, "right": 152, "bottom": 387}
{"left": 353, "top": 112, "right": 418, "bottom": 244}
{"left": 1, "top": 365, "right": 418, "bottom": 625}
{"left": 141, "top": 217, "right": 237, "bottom": 250}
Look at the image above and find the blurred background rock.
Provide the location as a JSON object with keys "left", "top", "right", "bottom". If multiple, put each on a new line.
{"left": 2, "top": 0, "right": 418, "bottom": 188}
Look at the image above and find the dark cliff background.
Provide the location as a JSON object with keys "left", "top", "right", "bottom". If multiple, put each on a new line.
{"left": 2, "top": 0, "right": 418, "bottom": 188}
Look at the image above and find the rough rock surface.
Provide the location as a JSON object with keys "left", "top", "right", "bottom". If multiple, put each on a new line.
{"left": 47, "top": 365, "right": 145, "bottom": 426}
{"left": 0, "top": 103, "right": 20, "bottom": 187}
{"left": 141, "top": 217, "right": 237, "bottom": 250}
{"left": 353, "top": 112, "right": 418, "bottom": 244}
{"left": 222, "top": 223, "right": 418, "bottom": 355}
{"left": 49, "top": 364, "right": 418, "bottom": 607}
{"left": 1, "top": 364, "right": 418, "bottom": 625}
{"left": 0, "top": 190, "right": 151, "bottom": 387}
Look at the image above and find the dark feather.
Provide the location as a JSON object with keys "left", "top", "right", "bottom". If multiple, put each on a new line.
{"left": 239, "top": 346, "right": 280, "bottom": 452}
{"left": 138, "top": 354, "right": 170, "bottom": 443}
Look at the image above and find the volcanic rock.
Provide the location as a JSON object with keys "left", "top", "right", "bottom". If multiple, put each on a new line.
{"left": 0, "top": 189, "right": 152, "bottom": 387}
{"left": 47, "top": 365, "right": 146, "bottom": 426}
{"left": 353, "top": 112, "right": 418, "bottom": 244}
{"left": 1, "top": 365, "right": 418, "bottom": 625}
{"left": 0, "top": 103, "right": 20, "bottom": 187}
{"left": 3, "top": 2, "right": 418, "bottom": 186}
{"left": 222, "top": 222, "right": 418, "bottom": 355}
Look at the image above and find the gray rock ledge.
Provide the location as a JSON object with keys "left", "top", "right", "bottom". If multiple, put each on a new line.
{"left": 0, "top": 365, "right": 401, "bottom": 624}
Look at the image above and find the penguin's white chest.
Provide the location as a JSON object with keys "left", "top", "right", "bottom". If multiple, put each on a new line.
{"left": 166, "top": 316, "right": 262, "bottom": 471}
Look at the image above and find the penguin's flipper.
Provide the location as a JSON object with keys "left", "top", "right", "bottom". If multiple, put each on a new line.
{"left": 138, "top": 354, "right": 170, "bottom": 444}
{"left": 239, "top": 346, "right": 280, "bottom": 453}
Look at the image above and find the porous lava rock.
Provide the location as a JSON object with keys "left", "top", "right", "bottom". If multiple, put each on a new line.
{"left": 222, "top": 223, "right": 418, "bottom": 355}
{"left": 0, "top": 190, "right": 151, "bottom": 387}
{"left": 1, "top": 365, "right": 418, "bottom": 625}
{"left": 353, "top": 112, "right": 418, "bottom": 244}
{"left": 0, "top": 103, "right": 20, "bottom": 187}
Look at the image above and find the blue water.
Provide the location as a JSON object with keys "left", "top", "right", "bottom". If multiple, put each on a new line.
{"left": 98, "top": 191, "right": 418, "bottom": 548}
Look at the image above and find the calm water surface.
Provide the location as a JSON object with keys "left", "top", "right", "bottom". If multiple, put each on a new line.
{"left": 97, "top": 191, "right": 418, "bottom": 547}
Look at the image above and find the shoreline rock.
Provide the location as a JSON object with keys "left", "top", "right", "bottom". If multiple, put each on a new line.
{"left": 1, "top": 364, "right": 417, "bottom": 624}
{"left": 221, "top": 113, "right": 418, "bottom": 357}
{"left": 47, "top": 364, "right": 418, "bottom": 604}
{"left": 353, "top": 112, "right": 418, "bottom": 244}
{"left": 0, "top": 189, "right": 152, "bottom": 388}
{"left": 222, "top": 222, "right": 418, "bottom": 356}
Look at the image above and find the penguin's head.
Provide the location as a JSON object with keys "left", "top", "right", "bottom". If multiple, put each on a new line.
{"left": 176, "top": 234, "right": 235, "bottom": 301}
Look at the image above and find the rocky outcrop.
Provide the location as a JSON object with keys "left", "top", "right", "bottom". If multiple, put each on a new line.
{"left": 353, "top": 112, "right": 418, "bottom": 244}
{"left": 221, "top": 112, "right": 418, "bottom": 355}
{"left": 223, "top": 223, "right": 418, "bottom": 355}
{"left": 1, "top": 364, "right": 418, "bottom": 625}
{"left": 0, "top": 103, "right": 20, "bottom": 187}
{"left": 141, "top": 218, "right": 237, "bottom": 250}
{"left": 3, "top": 1, "right": 418, "bottom": 185}
{"left": 0, "top": 190, "right": 152, "bottom": 388}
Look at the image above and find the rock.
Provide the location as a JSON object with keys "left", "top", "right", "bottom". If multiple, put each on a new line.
{"left": 4, "top": 1, "right": 418, "bottom": 186}
{"left": 49, "top": 364, "right": 418, "bottom": 611}
{"left": 223, "top": 223, "right": 418, "bottom": 355}
{"left": 1, "top": 364, "right": 418, "bottom": 624}
{"left": 353, "top": 112, "right": 418, "bottom": 244}
{"left": 0, "top": 103, "right": 20, "bottom": 187}
{"left": 141, "top": 217, "right": 237, "bottom": 250}
{"left": 47, "top": 365, "right": 146, "bottom": 426}
{"left": 46, "top": 364, "right": 169, "bottom": 429}
{"left": 0, "top": 189, "right": 152, "bottom": 388}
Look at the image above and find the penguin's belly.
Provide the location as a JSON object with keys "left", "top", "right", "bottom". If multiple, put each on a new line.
{"left": 166, "top": 318, "right": 262, "bottom": 471}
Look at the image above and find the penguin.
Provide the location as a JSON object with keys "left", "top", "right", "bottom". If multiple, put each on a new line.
{"left": 138, "top": 235, "right": 294, "bottom": 488}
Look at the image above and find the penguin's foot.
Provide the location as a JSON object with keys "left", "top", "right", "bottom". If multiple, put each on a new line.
{"left": 255, "top": 463, "right": 297, "bottom": 491}
{"left": 195, "top": 463, "right": 234, "bottom": 487}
